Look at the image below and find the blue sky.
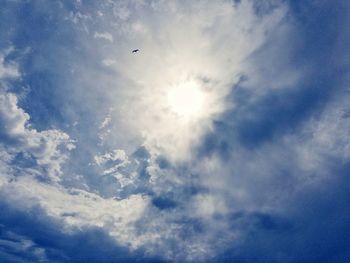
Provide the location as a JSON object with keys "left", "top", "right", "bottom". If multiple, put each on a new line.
{"left": 0, "top": 0, "right": 349, "bottom": 262}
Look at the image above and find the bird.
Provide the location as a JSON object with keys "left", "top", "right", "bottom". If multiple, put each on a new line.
{"left": 132, "top": 49, "right": 139, "bottom": 53}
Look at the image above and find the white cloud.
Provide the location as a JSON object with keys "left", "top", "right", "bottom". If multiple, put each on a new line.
{"left": 94, "top": 32, "right": 114, "bottom": 43}
{"left": 0, "top": 176, "right": 150, "bottom": 249}
{"left": 102, "top": 58, "right": 116, "bottom": 66}
{"left": 82, "top": 0, "right": 289, "bottom": 161}
{"left": 0, "top": 48, "right": 19, "bottom": 79}
{"left": 112, "top": 3, "right": 131, "bottom": 21}
{"left": 5, "top": 1, "right": 348, "bottom": 262}
{"left": 94, "top": 149, "right": 129, "bottom": 167}
{"left": 0, "top": 52, "right": 74, "bottom": 183}
{"left": 0, "top": 92, "right": 29, "bottom": 136}
{"left": 24, "top": 2, "right": 302, "bottom": 259}
{"left": 292, "top": 92, "right": 350, "bottom": 174}
{"left": 0, "top": 58, "right": 147, "bottom": 253}
{"left": 0, "top": 91, "right": 74, "bottom": 182}
{"left": 0, "top": 51, "right": 149, "bottom": 248}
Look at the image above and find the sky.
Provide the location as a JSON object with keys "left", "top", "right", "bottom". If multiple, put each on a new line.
{"left": 0, "top": 0, "right": 349, "bottom": 262}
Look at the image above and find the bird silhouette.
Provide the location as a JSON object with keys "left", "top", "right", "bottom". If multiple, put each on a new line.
{"left": 132, "top": 49, "right": 139, "bottom": 53}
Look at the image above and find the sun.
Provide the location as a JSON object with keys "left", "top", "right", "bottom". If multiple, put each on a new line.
{"left": 166, "top": 79, "right": 206, "bottom": 120}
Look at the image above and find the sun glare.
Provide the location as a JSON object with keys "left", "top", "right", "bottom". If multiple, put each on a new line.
{"left": 166, "top": 80, "right": 206, "bottom": 119}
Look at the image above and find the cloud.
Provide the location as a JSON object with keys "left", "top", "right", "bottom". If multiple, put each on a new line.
{"left": 0, "top": 228, "right": 48, "bottom": 263}
{"left": 0, "top": 46, "right": 76, "bottom": 185}
{"left": 1, "top": 0, "right": 350, "bottom": 262}
{"left": 64, "top": 0, "right": 289, "bottom": 162}
{"left": 0, "top": 52, "right": 151, "bottom": 255}
{"left": 0, "top": 47, "right": 20, "bottom": 79}
{"left": 1, "top": 176, "right": 149, "bottom": 245}
{"left": 94, "top": 32, "right": 114, "bottom": 43}
{"left": 0, "top": 49, "right": 171, "bottom": 260}
{"left": 0, "top": 90, "right": 74, "bottom": 182}
{"left": 0, "top": 200, "right": 165, "bottom": 263}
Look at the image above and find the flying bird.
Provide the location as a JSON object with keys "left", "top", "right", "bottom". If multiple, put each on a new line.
{"left": 132, "top": 49, "right": 139, "bottom": 53}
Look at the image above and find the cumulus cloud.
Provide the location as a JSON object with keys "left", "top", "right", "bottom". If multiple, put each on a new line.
{"left": 94, "top": 149, "right": 128, "bottom": 166}
{"left": 0, "top": 91, "right": 74, "bottom": 182}
{"left": 0, "top": 47, "right": 74, "bottom": 184}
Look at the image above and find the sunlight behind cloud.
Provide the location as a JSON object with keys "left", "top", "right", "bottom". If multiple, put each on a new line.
{"left": 97, "top": 0, "right": 287, "bottom": 161}
{"left": 4, "top": 0, "right": 347, "bottom": 262}
{"left": 166, "top": 79, "right": 206, "bottom": 120}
